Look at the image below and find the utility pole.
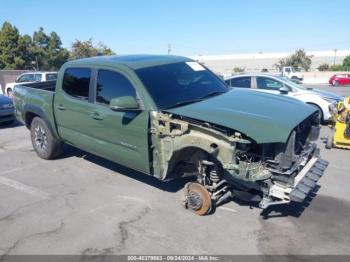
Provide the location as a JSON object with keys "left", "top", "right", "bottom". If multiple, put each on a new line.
{"left": 333, "top": 49, "right": 338, "bottom": 65}
{"left": 167, "top": 44, "right": 172, "bottom": 55}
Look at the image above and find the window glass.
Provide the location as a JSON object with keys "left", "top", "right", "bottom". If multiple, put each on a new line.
{"left": 96, "top": 70, "right": 136, "bottom": 105}
{"left": 136, "top": 62, "right": 228, "bottom": 109}
{"left": 34, "top": 74, "right": 42, "bottom": 82}
{"left": 229, "top": 77, "right": 251, "bottom": 88}
{"left": 257, "top": 77, "right": 283, "bottom": 90}
{"left": 46, "top": 73, "right": 58, "bottom": 81}
{"left": 17, "top": 74, "right": 34, "bottom": 83}
{"left": 63, "top": 68, "right": 91, "bottom": 100}
{"left": 285, "top": 68, "right": 291, "bottom": 73}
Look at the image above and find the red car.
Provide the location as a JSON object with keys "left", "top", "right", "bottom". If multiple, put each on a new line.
{"left": 329, "top": 74, "right": 350, "bottom": 86}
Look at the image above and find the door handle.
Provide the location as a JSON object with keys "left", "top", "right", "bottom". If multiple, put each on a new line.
{"left": 57, "top": 104, "right": 66, "bottom": 111}
{"left": 90, "top": 112, "right": 104, "bottom": 120}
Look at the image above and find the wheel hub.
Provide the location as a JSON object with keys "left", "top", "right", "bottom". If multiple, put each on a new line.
{"left": 34, "top": 126, "right": 47, "bottom": 151}
{"left": 183, "top": 182, "right": 212, "bottom": 215}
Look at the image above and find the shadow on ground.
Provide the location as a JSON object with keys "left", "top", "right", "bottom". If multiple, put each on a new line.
{"left": 57, "top": 144, "right": 196, "bottom": 194}
{"left": 0, "top": 120, "right": 23, "bottom": 130}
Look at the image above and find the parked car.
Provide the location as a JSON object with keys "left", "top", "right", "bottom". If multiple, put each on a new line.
{"left": 14, "top": 55, "right": 328, "bottom": 215}
{"left": 0, "top": 94, "right": 15, "bottom": 125}
{"left": 2, "top": 71, "right": 57, "bottom": 96}
{"left": 329, "top": 74, "right": 350, "bottom": 86}
{"left": 225, "top": 74, "right": 343, "bottom": 123}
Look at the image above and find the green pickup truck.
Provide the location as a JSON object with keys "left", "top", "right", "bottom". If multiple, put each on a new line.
{"left": 13, "top": 55, "right": 328, "bottom": 215}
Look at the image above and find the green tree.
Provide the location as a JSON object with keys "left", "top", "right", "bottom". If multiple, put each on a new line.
{"left": 0, "top": 21, "right": 25, "bottom": 69}
{"left": 32, "top": 27, "right": 69, "bottom": 70}
{"left": 70, "top": 38, "right": 115, "bottom": 60}
{"left": 329, "top": 64, "right": 344, "bottom": 71}
{"left": 317, "top": 63, "right": 330, "bottom": 71}
{"left": 275, "top": 49, "right": 313, "bottom": 71}
{"left": 343, "top": 55, "right": 350, "bottom": 70}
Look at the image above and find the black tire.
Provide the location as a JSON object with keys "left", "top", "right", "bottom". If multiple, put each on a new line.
{"left": 308, "top": 103, "right": 324, "bottom": 124}
{"left": 333, "top": 80, "right": 339, "bottom": 87}
{"left": 30, "top": 117, "right": 63, "bottom": 159}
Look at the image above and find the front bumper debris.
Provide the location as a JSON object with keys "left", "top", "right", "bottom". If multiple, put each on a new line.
{"left": 261, "top": 157, "right": 329, "bottom": 208}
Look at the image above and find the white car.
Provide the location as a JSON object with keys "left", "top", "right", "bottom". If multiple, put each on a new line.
{"left": 225, "top": 74, "right": 343, "bottom": 123}
{"left": 2, "top": 72, "right": 57, "bottom": 96}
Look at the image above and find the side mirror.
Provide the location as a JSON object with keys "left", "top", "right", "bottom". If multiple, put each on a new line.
{"left": 109, "top": 96, "right": 139, "bottom": 111}
{"left": 279, "top": 87, "right": 289, "bottom": 95}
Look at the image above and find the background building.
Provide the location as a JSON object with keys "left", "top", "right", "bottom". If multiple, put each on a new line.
{"left": 192, "top": 50, "right": 350, "bottom": 75}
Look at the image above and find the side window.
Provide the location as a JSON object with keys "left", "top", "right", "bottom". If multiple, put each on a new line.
{"left": 46, "top": 73, "right": 57, "bottom": 81}
{"left": 17, "top": 74, "right": 34, "bottom": 83}
{"left": 230, "top": 77, "right": 251, "bottom": 88}
{"left": 62, "top": 68, "right": 91, "bottom": 100}
{"left": 256, "top": 77, "right": 283, "bottom": 90}
{"left": 284, "top": 68, "right": 291, "bottom": 73}
{"left": 34, "top": 74, "right": 42, "bottom": 82}
{"left": 224, "top": 80, "right": 231, "bottom": 86}
{"left": 96, "top": 70, "right": 136, "bottom": 105}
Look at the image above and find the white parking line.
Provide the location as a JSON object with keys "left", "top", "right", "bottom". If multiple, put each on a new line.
{"left": 218, "top": 206, "right": 238, "bottom": 213}
{"left": 0, "top": 176, "right": 50, "bottom": 199}
{"left": 0, "top": 164, "right": 38, "bottom": 176}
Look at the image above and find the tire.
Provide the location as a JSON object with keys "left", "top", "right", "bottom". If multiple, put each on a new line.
{"left": 30, "top": 117, "right": 63, "bottom": 159}
{"left": 308, "top": 103, "right": 324, "bottom": 124}
{"left": 333, "top": 80, "right": 339, "bottom": 87}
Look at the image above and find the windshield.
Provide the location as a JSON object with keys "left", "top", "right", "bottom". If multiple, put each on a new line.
{"left": 136, "top": 62, "right": 228, "bottom": 109}
{"left": 276, "top": 76, "right": 307, "bottom": 90}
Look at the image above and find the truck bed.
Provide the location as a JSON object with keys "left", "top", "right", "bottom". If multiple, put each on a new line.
{"left": 13, "top": 81, "right": 57, "bottom": 130}
{"left": 17, "top": 80, "right": 56, "bottom": 92}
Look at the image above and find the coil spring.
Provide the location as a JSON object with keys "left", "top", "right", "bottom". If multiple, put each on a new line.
{"left": 209, "top": 169, "right": 220, "bottom": 183}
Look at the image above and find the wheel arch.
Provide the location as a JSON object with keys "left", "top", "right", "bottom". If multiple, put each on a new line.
{"left": 306, "top": 102, "right": 325, "bottom": 122}
{"left": 23, "top": 105, "right": 60, "bottom": 140}
{"left": 164, "top": 144, "right": 223, "bottom": 181}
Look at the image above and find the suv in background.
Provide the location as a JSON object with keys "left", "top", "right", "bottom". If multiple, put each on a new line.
{"left": 2, "top": 72, "right": 57, "bottom": 96}
{"left": 225, "top": 74, "right": 343, "bottom": 123}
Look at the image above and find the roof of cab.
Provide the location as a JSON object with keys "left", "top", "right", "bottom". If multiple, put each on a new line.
{"left": 65, "top": 54, "right": 192, "bottom": 70}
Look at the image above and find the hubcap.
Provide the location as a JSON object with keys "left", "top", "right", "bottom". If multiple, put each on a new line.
{"left": 34, "top": 125, "right": 48, "bottom": 152}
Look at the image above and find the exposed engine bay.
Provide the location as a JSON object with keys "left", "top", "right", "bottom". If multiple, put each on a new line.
{"left": 150, "top": 111, "right": 328, "bottom": 215}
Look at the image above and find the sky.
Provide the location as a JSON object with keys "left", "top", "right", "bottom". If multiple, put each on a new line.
{"left": 1, "top": 0, "right": 349, "bottom": 56}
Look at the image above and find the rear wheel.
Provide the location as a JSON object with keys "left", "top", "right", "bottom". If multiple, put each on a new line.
{"left": 30, "top": 117, "right": 63, "bottom": 159}
{"left": 333, "top": 80, "right": 339, "bottom": 87}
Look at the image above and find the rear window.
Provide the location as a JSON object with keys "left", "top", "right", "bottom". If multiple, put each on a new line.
{"left": 229, "top": 77, "right": 251, "bottom": 88}
{"left": 62, "top": 68, "right": 91, "bottom": 100}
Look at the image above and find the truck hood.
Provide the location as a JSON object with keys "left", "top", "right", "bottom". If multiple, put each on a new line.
{"left": 165, "top": 89, "right": 316, "bottom": 144}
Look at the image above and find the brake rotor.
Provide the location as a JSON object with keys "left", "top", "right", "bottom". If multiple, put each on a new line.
{"left": 183, "top": 182, "right": 212, "bottom": 216}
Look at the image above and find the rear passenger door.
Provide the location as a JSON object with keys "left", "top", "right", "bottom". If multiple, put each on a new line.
{"left": 54, "top": 67, "right": 98, "bottom": 153}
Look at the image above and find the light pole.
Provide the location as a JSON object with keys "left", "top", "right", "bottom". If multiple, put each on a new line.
{"left": 333, "top": 49, "right": 338, "bottom": 65}
{"left": 167, "top": 44, "right": 172, "bottom": 55}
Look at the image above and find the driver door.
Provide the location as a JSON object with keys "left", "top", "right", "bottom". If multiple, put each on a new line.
{"left": 85, "top": 68, "right": 150, "bottom": 174}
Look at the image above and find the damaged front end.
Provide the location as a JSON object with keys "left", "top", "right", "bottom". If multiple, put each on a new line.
{"left": 150, "top": 110, "right": 328, "bottom": 214}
